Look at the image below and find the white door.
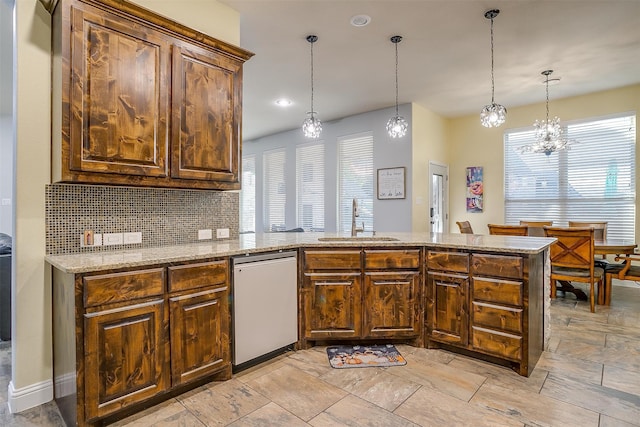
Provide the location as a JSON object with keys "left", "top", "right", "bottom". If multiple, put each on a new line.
{"left": 429, "top": 162, "right": 449, "bottom": 233}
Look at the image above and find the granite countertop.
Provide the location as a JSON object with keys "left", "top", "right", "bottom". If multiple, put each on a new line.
{"left": 46, "top": 232, "right": 555, "bottom": 274}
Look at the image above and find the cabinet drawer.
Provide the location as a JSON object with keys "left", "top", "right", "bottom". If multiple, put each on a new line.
{"left": 471, "top": 254, "right": 523, "bottom": 279}
{"left": 304, "top": 250, "right": 361, "bottom": 270}
{"left": 168, "top": 260, "right": 228, "bottom": 293}
{"left": 472, "top": 326, "right": 522, "bottom": 361}
{"left": 427, "top": 251, "right": 469, "bottom": 273}
{"left": 364, "top": 249, "right": 420, "bottom": 269}
{"left": 84, "top": 268, "right": 165, "bottom": 308}
{"left": 472, "top": 277, "right": 523, "bottom": 306}
{"left": 472, "top": 302, "right": 522, "bottom": 334}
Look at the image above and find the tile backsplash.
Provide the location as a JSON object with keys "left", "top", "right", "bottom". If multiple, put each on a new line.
{"left": 46, "top": 184, "right": 239, "bottom": 255}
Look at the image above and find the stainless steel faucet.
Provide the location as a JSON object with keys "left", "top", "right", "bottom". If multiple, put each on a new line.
{"left": 351, "top": 198, "right": 364, "bottom": 236}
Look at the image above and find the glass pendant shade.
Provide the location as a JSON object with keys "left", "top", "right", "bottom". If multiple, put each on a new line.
{"left": 387, "top": 35, "right": 407, "bottom": 138}
{"left": 302, "top": 35, "right": 321, "bottom": 138}
{"left": 302, "top": 112, "right": 322, "bottom": 139}
{"left": 480, "top": 102, "right": 507, "bottom": 128}
{"left": 480, "top": 9, "right": 507, "bottom": 128}
{"left": 386, "top": 115, "right": 408, "bottom": 138}
{"left": 519, "top": 70, "right": 575, "bottom": 156}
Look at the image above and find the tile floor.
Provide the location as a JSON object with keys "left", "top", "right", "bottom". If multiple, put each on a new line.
{"left": 1, "top": 281, "right": 640, "bottom": 426}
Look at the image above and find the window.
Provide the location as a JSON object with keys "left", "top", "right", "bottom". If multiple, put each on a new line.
{"left": 504, "top": 113, "right": 636, "bottom": 240}
{"left": 263, "top": 148, "right": 286, "bottom": 232}
{"left": 338, "top": 132, "right": 374, "bottom": 232}
{"left": 239, "top": 154, "right": 256, "bottom": 233}
{"left": 296, "top": 141, "right": 325, "bottom": 231}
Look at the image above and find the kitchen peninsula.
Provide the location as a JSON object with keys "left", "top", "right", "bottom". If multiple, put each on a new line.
{"left": 47, "top": 232, "right": 553, "bottom": 427}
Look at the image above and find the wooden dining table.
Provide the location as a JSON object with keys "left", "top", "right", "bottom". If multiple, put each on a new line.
{"left": 556, "top": 239, "right": 637, "bottom": 301}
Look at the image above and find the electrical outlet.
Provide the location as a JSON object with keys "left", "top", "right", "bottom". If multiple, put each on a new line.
{"left": 123, "top": 232, "right": 142, "bottom": 244}
{"left": 80, "top": 232, "right": 102, "bottom": 247}
{"left": 216, "top": 228, "right": 230, "bottom": 239}
{"left": 198, "top": 229, "right": 213, "bottom": 240}
{"left": 103, "top": 232, "right": 124, "bottom": 246}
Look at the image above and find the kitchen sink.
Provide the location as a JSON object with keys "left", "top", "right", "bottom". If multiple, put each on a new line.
{"left": 317, "top": 236, "right": 400, "bottom": 242}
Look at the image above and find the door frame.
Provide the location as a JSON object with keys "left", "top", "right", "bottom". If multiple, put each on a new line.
{"left": 428, "top": 161, "right": 449, "bottom": 233}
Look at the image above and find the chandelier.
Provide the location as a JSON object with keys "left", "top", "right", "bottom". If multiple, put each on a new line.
{"left": 386, "top": 35, "right": 408, "bottom": 138}
{"left": 302, "top": 35, "right": 322, "bottom": 138}
{"left": 480, "top": 9, "right": 507, "bottom": 128}
{"left": 520, "top": 70, "right": 575, "bottom": 156}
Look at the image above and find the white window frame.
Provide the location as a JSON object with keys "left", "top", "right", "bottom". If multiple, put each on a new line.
{"left": 338, "top": 132, "right": 374, "bottom": 233}
{"left": 296, "top": 141, "right": 325, "bottom": 231}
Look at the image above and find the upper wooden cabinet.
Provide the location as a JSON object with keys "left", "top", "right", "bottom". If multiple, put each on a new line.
{"left": 47, "top": 0, "right": 253, "bottom": 190}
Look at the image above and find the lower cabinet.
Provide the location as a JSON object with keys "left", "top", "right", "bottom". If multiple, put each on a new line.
{"left": 426, "top": 251, "right": 470, "bottom": 346}
{"left": 84, "top": 299, "right": 169, "bottom": 421}
{"left": 426, "top": 249, "right": 544, "bottom": 376}
{"left": 303, "top": 271, "right": 363, "bottom": 339}
{"left": 301, "top": 248, "right": 422, "bottom": 345}
{"left": 53, "top": 259, "right": 231, "bottom": 426}
{"left": 168, "top": 260, "right": 230, "bottom": 386}
{"left": 427, "top": 271, "right": 469, "bottom": 345}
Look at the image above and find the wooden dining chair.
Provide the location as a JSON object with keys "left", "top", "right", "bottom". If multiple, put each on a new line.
{"left": 544, "top": 226, "right": 604, "bottom": 313}
{"left": 568, "top": 221, "right": 607, "bottom": 240}
{"left": 568, "top": 221, "right": 609, "bottom": 261}
{"left": 456, "top": 221, "right": 473, "bottom": 234}
{"left": 604, "top": 254, "right": 640, "bottom": 306}
{"left": 520, "top": 221, "right": 553, "bottom": 237}
{"left": 487, "top": 224, "right": 529, "bottom": 236}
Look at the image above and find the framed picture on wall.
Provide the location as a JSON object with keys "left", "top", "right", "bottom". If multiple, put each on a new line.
{"left": 466, "top": 166, "right": 483, "bottom": 212}
{"left": 377, "top": 167, "right": 405, "bottom": 199}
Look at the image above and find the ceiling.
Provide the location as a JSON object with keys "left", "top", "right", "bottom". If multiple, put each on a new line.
{"left": 220, "top": 0, "right": 640, "bottom": 142}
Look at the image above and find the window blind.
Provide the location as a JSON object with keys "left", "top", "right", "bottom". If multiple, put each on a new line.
{"left": 239, "top": 154, "right": 256, "bottom": 233}
{"left": 296, "top": 141, "right": 325, "bottom": 231}
{"left": 504, "top": 113, "right": 636, "bottom": 240}
{"left": 338, "top": 133, "right": 374, "bottom": 233}
{"left": 263, "top": 148, "right": 286, "bottom": 232}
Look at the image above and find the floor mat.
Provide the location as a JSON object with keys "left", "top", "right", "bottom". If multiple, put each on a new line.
{"left": 326, "top": 344, "right": 406, "bottom": 369}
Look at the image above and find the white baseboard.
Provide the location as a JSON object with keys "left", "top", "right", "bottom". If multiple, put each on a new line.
{"left": 8, "top": 379, "right": 54, "bottom": 413}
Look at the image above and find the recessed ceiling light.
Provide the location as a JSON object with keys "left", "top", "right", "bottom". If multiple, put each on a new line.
{"left": 274, "top": 98, "right": 293, "bottom": 107}
{"left": 350, "top": 14, "right": 371, "bottom": 27}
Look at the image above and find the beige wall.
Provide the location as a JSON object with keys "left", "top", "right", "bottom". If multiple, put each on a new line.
{"left": 447, "top": 84, "right": 640, "bottom": 240}
{"left": 130, "top": 0, "right": 240, "bottom": 45}
{"left": 411, "top": 103, "right": 449, "bottom": 232}
{"left": 12, "top": 0, "right": 239, "bottom": 411}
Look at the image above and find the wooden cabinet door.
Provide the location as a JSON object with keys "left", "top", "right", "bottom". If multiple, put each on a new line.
{"left": 427, "top": 272, "right": 469, "bottom": 346}
{"left": 169, "top": 286, "right": 230, "bottom": 386}
{"left": 302, "top": 272, "right": 362, "bottom": 339}
{"left": 171, "top": 43, "right": 242, "bottom": 183}
{"left": 363, "top": 271, "right": 421, "bottom": 338}
{"left": 84, "top": 299, "right": 168, "bottom": 421}
{"left": 69, "top": 5, "right": 170, "bottom": 177}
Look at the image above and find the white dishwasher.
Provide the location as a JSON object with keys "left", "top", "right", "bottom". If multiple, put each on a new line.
{"left": 232, "top": 251, "right": 298, "bottom": 367}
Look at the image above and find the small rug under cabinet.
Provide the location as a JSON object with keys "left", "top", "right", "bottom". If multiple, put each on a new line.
{"left": 326, "top": 344, "right": 407, "bottom": 369}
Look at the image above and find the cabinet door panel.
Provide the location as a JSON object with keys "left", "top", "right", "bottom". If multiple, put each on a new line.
{"left": 364, "top": 271, "right": 420, "bottom": 337}
{"left": 171, "top": 44, "right": 242, "bottom": 182}
{"left": 427, "top": 272, "right": 468, "bottom": 345}
{"left": 70, "top": 6, "right": 170, "bottom": 177}
{"left": 170, "top": 286, "right": 230, "bottom": 386}
{"left": 303, "top": 272, "right": 362, "bottom": 339}
{"left": 84, "top": 299, "right": 168, "bottom": 421}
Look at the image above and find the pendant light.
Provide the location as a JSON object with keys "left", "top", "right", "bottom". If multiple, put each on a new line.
{"left": 480, "top": 9, "right": 507, "bottom": 128}
{"left": 302, "top": 35, "right": 322, "bottom": 138}
{"left": 386, "top": 35, "right": 408, "bottom": 138}
{"left": 520, "top": 70, "right": 575, "bottom": 156}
